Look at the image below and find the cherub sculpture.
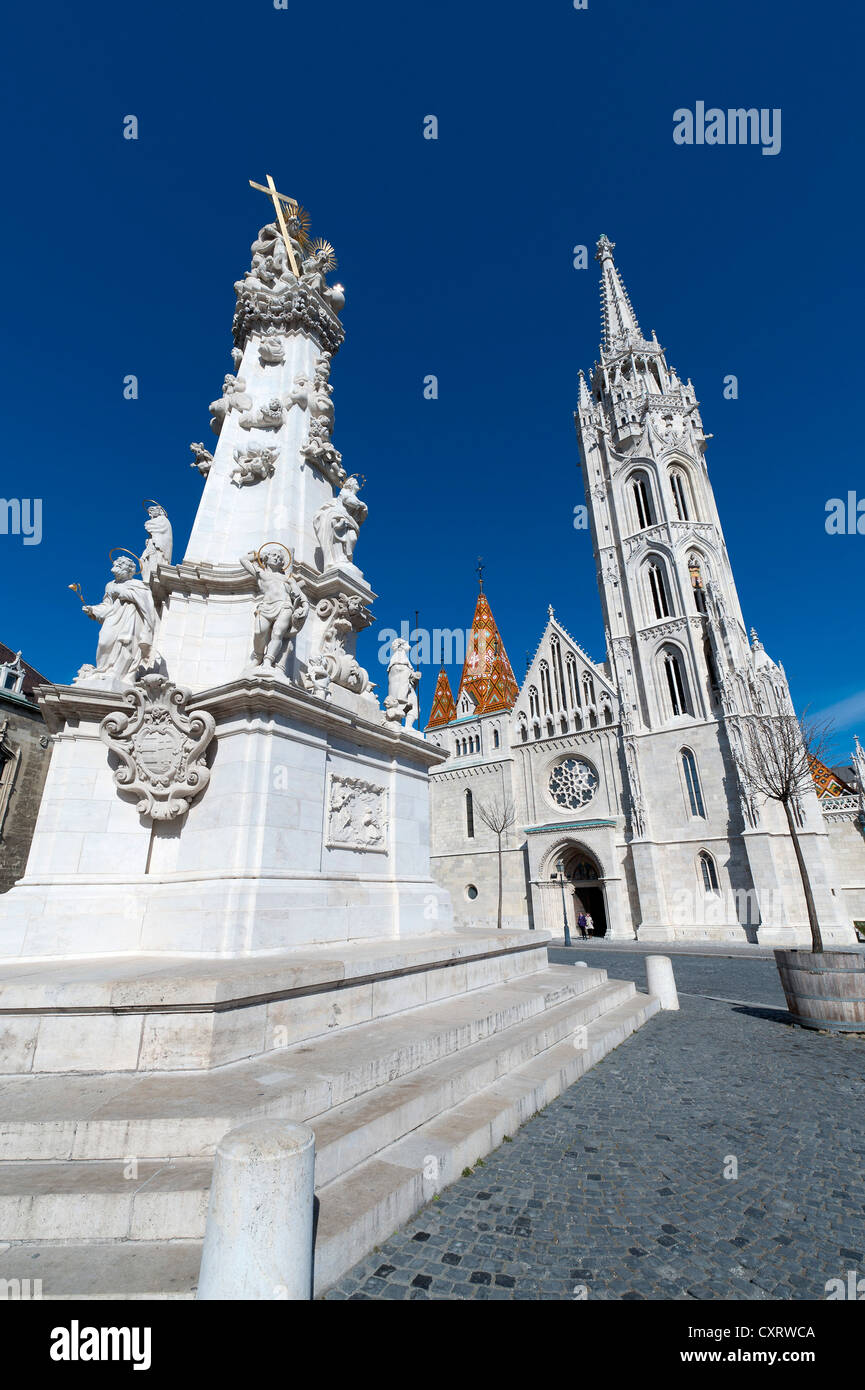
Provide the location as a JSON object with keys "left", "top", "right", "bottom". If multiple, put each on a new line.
{"left": 239, "top": 545, "right": 309, "bottom": 676}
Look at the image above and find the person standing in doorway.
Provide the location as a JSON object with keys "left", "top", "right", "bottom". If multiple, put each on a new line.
{"left": 585, "top": 913, "right": 594, "bottom": 937}
{"left": 577, "top": 911, "right": 588, "bottom": 940}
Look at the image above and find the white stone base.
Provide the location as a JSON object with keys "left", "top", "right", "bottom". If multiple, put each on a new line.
{"left": 1, "top": 677, "right": 451, "bottom": 960}
{"left": 0, "top": 927, "right": 660, "bottom": 1296}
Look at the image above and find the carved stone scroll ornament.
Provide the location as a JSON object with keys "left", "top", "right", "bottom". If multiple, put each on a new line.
{"left": 99, "top": 675, "right": 216, "bottom": 822}
{"left": 326, "top": 774, "right": 388, "bottom": 852}
{"left": 303, "top": 594, "right": 374, "bottom": 697}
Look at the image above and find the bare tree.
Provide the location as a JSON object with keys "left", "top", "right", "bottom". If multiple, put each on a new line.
{"left": 730, "top": 711, "right": 833, "bottom": 953}
{"left": 475, "top": 793, "right": 516, "bottom": 930}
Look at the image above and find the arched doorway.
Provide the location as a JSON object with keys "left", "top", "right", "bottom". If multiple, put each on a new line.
{"left": 560, "top": 846, "right": 608, "bottom": 937}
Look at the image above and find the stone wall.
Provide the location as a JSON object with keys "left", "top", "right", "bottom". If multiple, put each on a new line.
{"left": 0, "top": 697, "right": 52, "bottom": 893}
{"left": 826, "top": 817, "right": 865, "bottom": 925}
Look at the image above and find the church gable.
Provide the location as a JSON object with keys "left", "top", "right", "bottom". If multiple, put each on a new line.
{"left": 513, "top": 610, "right": 618, "bottom": 741}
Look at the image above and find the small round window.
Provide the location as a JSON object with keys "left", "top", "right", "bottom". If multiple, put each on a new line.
{"left": 465, "top": 884, "right": 479, "bottom": 901}
{"left": 549, "top": 757, "right": 598, "bottom": 810}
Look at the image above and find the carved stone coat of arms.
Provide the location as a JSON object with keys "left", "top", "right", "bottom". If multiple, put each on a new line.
{"left": 99, "top": 675, "right": 216, "bottom": 821}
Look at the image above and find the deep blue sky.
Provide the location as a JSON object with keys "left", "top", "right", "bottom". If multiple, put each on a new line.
{"left": 2, "top": 0, "right": 862, "bottom": 757}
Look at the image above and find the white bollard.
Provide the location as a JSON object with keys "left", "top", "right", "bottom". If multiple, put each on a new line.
{"left": 197, "top": 1119, "right": 315, "bottom": 1301}
{"left": 646, "top": 954, "right": 679, "bottom": 1010}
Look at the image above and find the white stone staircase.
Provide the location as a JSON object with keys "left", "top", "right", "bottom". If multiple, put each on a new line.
{"left": 0, "top": 937, "right": 658, "bottom": 1297}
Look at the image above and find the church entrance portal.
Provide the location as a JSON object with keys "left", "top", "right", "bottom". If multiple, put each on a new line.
{"left": 572, "top": 884, "right": 607, "bottom": 937}
{"left": 559, "top": 847, "right": 608, "bottom": 937}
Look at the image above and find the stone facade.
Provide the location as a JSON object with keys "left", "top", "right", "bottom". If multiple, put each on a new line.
{"left": 427, "top": 238, "right": 864, "bottom": 947}
{"left": 0, "top": 646, "right": 52, "bottom": 895}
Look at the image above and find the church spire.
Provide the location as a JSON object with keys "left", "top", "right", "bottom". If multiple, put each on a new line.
{"left": 457, "top": 590, "right": 519, "bottom": 716}
{"left": 596, "top": 234, "right": 642, "bottom": 351}
{"left": 426, "top": 666, "right": 457, "bottom": 728}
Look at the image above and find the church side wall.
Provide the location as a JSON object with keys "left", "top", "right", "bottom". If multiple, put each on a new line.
{"left": 429, "top": 763, "right": 532, "bottom": 930}
{"left": 825, "top": 818, "right": 865, "bottom": 925}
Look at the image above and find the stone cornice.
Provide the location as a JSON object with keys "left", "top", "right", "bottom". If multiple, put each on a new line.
{"left": 155, "top": 559, "right": 377, "bottom": 607}
{"left": 430, "top": 759, "right": 515, "bottom": 783}
{"left": 35, "top": 677, "right": 445, "bottom": 768}
{"left": 525, "top": 819, "right": 617, "bottom": 834}
{"left": 232, "top": 283, "right": 344, "bottom": 357}
{"left": 189, "top": 677, "right": 446, "bottom": 768}
{"left": 35, "top": 684, "right": 135, "bottom": 735}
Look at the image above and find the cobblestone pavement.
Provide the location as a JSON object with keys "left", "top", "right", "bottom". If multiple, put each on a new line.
{"left": 322, "top": 953, "right": 865, "bottom": 1300}
{"left": 549, "top": 947, "right": 788, "bottom": 1007}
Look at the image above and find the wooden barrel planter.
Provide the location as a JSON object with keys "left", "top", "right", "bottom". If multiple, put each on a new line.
{"left": 774, "top": 949, "right": 865, "bottom": 1032}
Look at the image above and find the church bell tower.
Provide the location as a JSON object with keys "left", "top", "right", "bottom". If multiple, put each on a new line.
{"left": 574, "top": 235, "right": 853, "bottom": 944}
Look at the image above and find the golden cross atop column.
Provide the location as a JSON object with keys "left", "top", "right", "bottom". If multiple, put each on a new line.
{"left": 249, "top": 173, "right": 301, "bottom": 277}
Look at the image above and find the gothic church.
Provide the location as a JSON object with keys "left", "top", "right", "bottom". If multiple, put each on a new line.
{"left": 425, "top": 237, "right": 865, "bottom": 943}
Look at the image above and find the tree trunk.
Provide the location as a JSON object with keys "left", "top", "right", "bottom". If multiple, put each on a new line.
{"left": 783, "top": 798, "right": 824, "bottom": 953}
{"left": 496, "top": 833, "right": 503, "bottom": 930}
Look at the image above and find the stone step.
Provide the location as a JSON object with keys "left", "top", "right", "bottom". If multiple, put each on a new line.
{"left": 0, "top": 977, "right": 636, "bottom": 1239}
{"left": 0, "top": 1239, "right": 201, "bottom": 1300}
{"left": 312, "top": 993, "right": 659, "bottom": 1292}
{"left": 0, "top": 931, "right": 555, "bottom": 1075}
{"left": 0, "top": 991, "right": 658, "bottom": 1297}
{"left": 0, "top": 965, "right": 608, "bottom": 1163}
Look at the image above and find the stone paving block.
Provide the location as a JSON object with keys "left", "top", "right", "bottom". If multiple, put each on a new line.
{"left": 323, "top": 960, "right": 865, "bottom": 1301}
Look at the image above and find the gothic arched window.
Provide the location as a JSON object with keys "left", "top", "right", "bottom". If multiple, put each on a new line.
{"left": 540, "top": 662, "right": 553, "bottom": 714}
{"left": 566, "top": 654, "right": 579, "bottom": 707}
{"left": 465, "top": 789, "right": 474, "bottom": 839}
{"left": 529, "top": 686, "right": 540, "bottom": 720}
{"left": 681, "top": 748, "right": 705, "bottom": 817}
{"left": 662, "top": 647, "right": 690, "bottom": 718}
{"left": 629, "top": 471, "right": 655, "bottom": 531}
{"left": 670, "top": 469, "right": 692, "bottom": 521}
{"left": 493, "top": 728, "right": 500, "bottom": 749}
{"left": 646, "top": 560, "right": 672, "bottom": 620}
{"left": 699, "top": 850, "right": 720, "bottom": 894}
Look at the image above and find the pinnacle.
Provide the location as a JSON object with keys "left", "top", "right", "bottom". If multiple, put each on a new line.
{"left": 457, "top": 592, "right": 519, "bottom": 717}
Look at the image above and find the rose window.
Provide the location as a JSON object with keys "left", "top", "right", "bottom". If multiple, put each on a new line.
{"left": 548, "top": 758, "right": 598, "bottom": 810}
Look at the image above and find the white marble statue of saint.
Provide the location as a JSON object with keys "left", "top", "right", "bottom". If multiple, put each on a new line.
{"left": 140, "top": 503, "right": 173, "bottom": 585}
{"left": 73, "top": 555, "right": 158, "bottom": 690}
{"left": 239, "top": 546, "right": 309, "bottom": 675}
{"left": 313, "top": 476, "right": 367, "bottom": 571}
{"left": 385, "top": 637, "right": 420, "bottom": 730}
